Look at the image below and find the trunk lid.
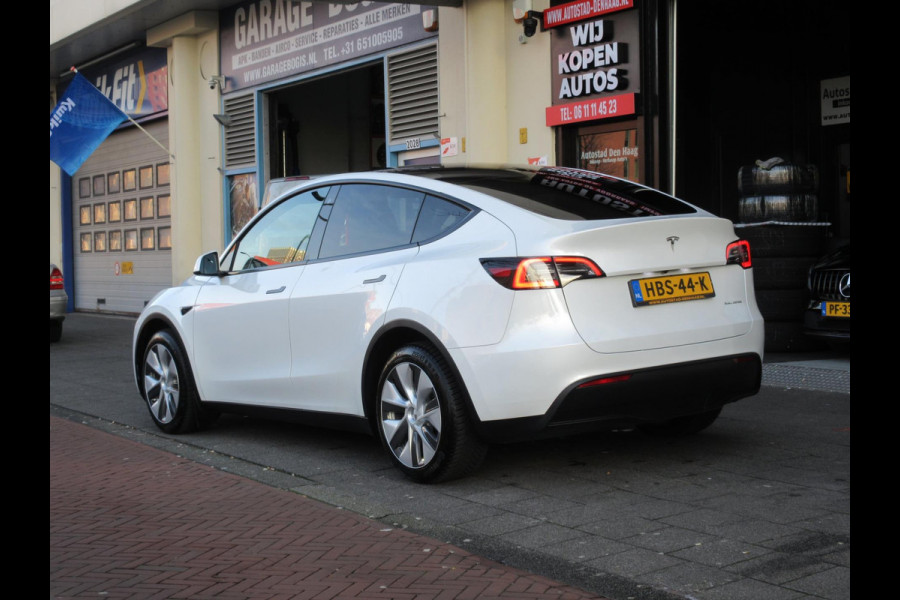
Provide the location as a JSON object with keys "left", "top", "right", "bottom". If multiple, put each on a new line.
{"left": 541, "top": 216, "right": 755, "bottom": 353}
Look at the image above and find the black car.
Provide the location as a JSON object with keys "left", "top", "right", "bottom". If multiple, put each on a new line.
{"left": 803, "top": 244, "right": 850, "bottom": 346}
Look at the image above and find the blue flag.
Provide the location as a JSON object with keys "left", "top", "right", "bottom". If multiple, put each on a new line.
{"left": 49, "top": 73, "right": 127, "bottom": 176}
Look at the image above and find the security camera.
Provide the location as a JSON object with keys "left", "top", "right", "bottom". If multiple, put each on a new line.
{"left": 522, "top": 10, "right": 543, "bottom": 37}
{"left": 208, "top": 75, "right": 225, "bottom": 90}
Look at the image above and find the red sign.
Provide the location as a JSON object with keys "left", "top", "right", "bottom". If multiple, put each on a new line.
{"left": 543, "top": 0, "right": 634, "bottom": 29}
{"left": 545, "top": 93, "right": 636, "bottom": 126}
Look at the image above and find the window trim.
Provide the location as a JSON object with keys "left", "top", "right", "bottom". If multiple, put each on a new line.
{"left": 221, "top": 185, "right": 333, "bottom": 274}
{"left": 219, "top": 181, "right": 479, "bottom": 273}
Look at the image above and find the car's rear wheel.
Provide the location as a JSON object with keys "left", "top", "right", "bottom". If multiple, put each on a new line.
{"left": 376, "top": 344, "right": 486, "bottom": 483}
{"left": 141, "top": 329, "right": 215, "bottom": 433}
{"left": 638, "top": 408, "right": 722, "bottom": 436}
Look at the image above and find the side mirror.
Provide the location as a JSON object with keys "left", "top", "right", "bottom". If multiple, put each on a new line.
{"left": 193, "top": 251, "right": 221, "bottom": 276}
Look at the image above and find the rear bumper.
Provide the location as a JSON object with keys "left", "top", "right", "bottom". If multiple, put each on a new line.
{"left": 473, "top": 353, "right": 762, "bottom": 442}
{"left": 50, "top": 293, "right": 67, "bottom": 321}
{"left": 803, "top": 308, "right": 850, "bottom": 341}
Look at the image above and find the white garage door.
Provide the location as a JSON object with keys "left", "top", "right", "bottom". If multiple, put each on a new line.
{"left": 71, "top": 119, "right": 172, "bottom": 314}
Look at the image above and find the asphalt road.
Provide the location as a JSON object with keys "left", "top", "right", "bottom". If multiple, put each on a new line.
{"left": 50, "top": 312, "right": 850, "bottom": 600}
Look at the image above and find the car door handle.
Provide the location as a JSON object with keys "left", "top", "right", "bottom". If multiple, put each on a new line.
{"left": 266, "top": 286, "right": 286, "bottom": 294}
{"left": 363, "top": 274, "right": 386, "bottom": 284}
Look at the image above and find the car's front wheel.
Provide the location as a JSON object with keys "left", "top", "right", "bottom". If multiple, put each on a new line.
{"left": 376, "top": 344, "right": 486, "bottom": 483}
{"left": 141, "top": 329, "right": 215, "bottom": 433}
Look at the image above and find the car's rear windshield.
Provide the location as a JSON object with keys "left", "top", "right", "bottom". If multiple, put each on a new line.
{"left": 425, "top": 167, "right": 697, "bottom": 220}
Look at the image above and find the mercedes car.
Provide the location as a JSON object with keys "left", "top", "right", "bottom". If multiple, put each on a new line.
{"left": 803, "top": 243, "right": 850, "bottom": 347}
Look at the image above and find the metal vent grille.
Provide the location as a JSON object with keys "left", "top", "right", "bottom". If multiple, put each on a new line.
{"left": 387, "top": 45, "right": 439, "bottom": 145}
{"left": 223, "top": 94, "right": 256, "bottom": 168}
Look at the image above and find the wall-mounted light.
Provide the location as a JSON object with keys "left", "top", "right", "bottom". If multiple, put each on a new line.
{"left": 213, "top": 113, "right": 233, "bottom": 127}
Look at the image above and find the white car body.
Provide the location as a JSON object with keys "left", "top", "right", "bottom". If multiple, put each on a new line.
{"left": 133, "top": 166, "right": 764, "bottom": 481}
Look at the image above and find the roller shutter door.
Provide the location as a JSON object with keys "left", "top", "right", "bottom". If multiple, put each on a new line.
{"left": 71, "top": 119, "right": 171, "bottom": 314}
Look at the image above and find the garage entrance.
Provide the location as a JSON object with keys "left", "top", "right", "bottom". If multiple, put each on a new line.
{"left": 265, "top": 62, "right": 386, "bottom": 178}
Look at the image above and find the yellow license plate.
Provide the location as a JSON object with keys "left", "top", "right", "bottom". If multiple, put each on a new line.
{"left": 822, "top": 301, "right": 850, "bottom": 318}
{"left": 629, "top": 272, "right": 715, "bottom": 306}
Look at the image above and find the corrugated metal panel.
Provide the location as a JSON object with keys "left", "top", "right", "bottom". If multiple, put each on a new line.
{"left": 387, "top": 45, "right": 439, "bottom": 145}
{"left": 71, "top": 119, "right": 172, "bottom": 315}
{"left": 224, "top": 94, "right": 256, "bottom": 168}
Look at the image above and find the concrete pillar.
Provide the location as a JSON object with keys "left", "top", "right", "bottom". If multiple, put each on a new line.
{"left": 50, "top": 83, "right": 63, "bottom": 267}
{"left": 148, "top": 11, "right": 223, "bottom": 285}
{"left": 464, "top": 0, "right": 509, "bottom": 162}
{"left": 439, "top": 0, "right": 553, "bottom": 167}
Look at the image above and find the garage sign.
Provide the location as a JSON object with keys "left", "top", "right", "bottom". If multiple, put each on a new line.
{"left": 547, "top": 1, "right": 639, "bottom": 126}
{"left": 220, "top": 1, "right": 437, "bottom": 91}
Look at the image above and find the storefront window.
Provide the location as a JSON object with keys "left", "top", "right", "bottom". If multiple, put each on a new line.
{"left": 577, "top": 128, "right": 640, "bottom": 182}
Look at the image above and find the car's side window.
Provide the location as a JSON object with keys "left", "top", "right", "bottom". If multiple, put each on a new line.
{"left": 318, "top": 184, "right": 425, "bottom": 259}
{"left": 412, "top": 195, "right": 471, "bottom": 243}
{"left": 228, "top": 188, "right": 327, "bottom": 272}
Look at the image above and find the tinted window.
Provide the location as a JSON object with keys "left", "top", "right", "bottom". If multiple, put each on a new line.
{"left": 424, "top": 167, "right": 696, "bottom": 220}
{"left": 227, "top": 188, "right": 326, "bottom": 271}
{"left": 412, "top": 195, "right": 471, "bottom": 243}
{"left": 318, "top": 184, "right": 425, "bottom": 259}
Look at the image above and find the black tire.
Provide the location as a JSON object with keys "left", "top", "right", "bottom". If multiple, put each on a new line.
{"left": 375, "top": 344, "right": 487, "bottom": 483}
{"left": 737, "top": 164, "right": 818, "bottom": 196}
{"left": 140, "top": 329, "right": 215, "bottom": 434}
{"left": 50, "top": 320, "right": 63, "bottom": 343}
{"left": 752, "top": 257, "right": 816, "bottom": 291}
{"left": 638, "top": 408, "right": 722, "bottom": 436}
{"left": 738, "top": 195, "right": 819, "bottom": 224}
{"left": 738, "top": 226, "right": 827, "bottom": 259}
{"left": 754, "top": 289, "right": 808, "bottom": 322}
{"left": 766, "top": 320, "right": 825, "bottom": 353}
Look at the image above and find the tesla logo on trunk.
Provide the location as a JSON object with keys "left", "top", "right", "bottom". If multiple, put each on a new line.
{"left": 839, "top": 273, "right": 850, "bottom": 298}
{"left": 666, "top": 236, "right": 679, "bottom": 250}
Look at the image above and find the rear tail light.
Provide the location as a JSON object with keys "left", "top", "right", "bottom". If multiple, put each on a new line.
{"left": 481, "top": 256, "right": 604, "bottom": 289}
{"left": 726, "top": 240, "right": 752, "bottom": 269}
{"left": 50, "top": 267, "right": 65, "bottom": 290}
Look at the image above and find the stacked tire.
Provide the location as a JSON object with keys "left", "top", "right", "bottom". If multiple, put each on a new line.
{"left": 737, "top": 163, "right": 819, "bottom": 223}
{"left": 735, "top": 161, "right": 827, "bottom": 352}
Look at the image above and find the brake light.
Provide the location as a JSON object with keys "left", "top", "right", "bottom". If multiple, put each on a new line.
{"left": 50, "top": 267, "right": 64, "bottom": 290}
{"left": 481, "top": 256, "right": 604, "bottom": 289}
{"left": 726, "top": 240, "right": 752, "bottom": 269}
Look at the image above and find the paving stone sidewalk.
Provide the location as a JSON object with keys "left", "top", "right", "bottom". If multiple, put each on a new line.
{"left": 50, "top": 415, "right": 608, "bottom": 600}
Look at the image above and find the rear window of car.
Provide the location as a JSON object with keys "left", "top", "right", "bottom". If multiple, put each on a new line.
{"left": 412, "top": 195, "right": 471, "bottom": 243}
{"left": 318, "top": 184, "right": 425, "bottom": 259}
{"left": 431, "top": 167, "right": 696, "bottom": 220}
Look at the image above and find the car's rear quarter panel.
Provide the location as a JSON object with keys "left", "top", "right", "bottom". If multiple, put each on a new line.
{"left": 434, "top": 210, "right": 764, "bottom": 423}
{"left": 385, "top": 210, "right": 518, "bottom": 348}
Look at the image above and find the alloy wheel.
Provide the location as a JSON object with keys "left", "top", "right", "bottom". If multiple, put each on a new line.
{"left": 144, "top": 343, "right": 180, "bottom": 425}
{"left": 380, "top": 361, "right": 443, "bottom": 469}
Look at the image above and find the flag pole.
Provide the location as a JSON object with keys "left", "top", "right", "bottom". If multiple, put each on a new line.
{"left": 121, "top": 113, "right": 175, "bottom": 162}
{"left": 70, "top": 66, "right": 175, "bottom": 162}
